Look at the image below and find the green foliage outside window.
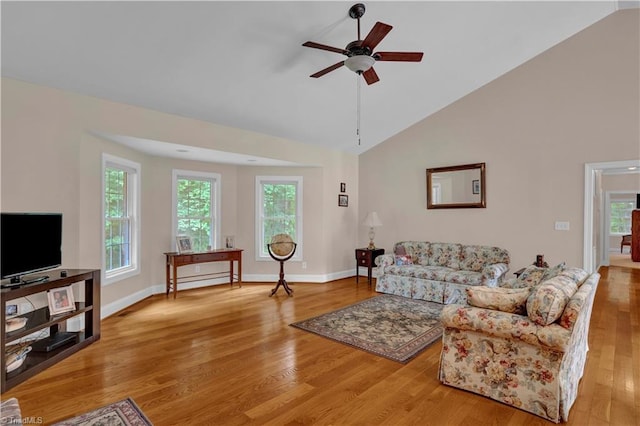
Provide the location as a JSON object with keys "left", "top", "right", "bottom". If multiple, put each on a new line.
{"left": 177, "top": 178, "right": 213, "bottom": 252}
{"left": 262, "top": 183, "right": 297, "bottom": 253}
{"left": 610, "top": 201, "right": 634, "bottom": 234}
{"left": 104, "top": 168, "right": 130, "bottom": 271}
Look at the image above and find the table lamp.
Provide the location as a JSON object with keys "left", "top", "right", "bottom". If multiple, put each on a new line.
{"left": 362, "top": 212, "right": 383, "bottom": 250}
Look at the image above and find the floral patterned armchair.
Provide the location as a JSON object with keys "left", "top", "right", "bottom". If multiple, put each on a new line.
{"left": 438, "top": 267, "right": 599, "bottom": 423}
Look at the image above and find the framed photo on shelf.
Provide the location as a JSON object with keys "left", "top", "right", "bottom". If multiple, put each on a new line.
{"left": 472, "top": 179, "right": 480, "bottom": 195}
{"left": 338, "top": 194, "right": 349, "bottom": 207}
{"left": 176, "top": 235, "right": 193, "bottom": 253}
{"left": 47, "top": 286, "right": 76, "bottom": 315}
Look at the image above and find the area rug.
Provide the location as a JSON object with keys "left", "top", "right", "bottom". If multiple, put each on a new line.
{"left": 52, "top": 397, "right": 152, "bottom": 426}
{"left": 290, "top": 294, "right": 444, "bottom": 363}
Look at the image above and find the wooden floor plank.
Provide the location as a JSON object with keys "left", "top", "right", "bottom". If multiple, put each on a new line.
{"left": 2, "top": 267, "right": 638, "bottom": 425}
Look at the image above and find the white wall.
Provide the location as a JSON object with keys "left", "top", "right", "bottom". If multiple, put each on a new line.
{"left": 358, "top": 9, "right": 640, "bottom": 271}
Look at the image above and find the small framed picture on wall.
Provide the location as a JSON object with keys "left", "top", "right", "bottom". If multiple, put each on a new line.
{"left": 338, "top": 194, "right": 349, "bottom": 207}
{"left": 340, "top": 182, "right": 346, "bottom": 193}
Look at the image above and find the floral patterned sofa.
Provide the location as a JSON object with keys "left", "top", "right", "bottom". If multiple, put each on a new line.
{"left": 438, "top": 265, "right": 599, "bottom": 423}
{"left": 374, "top": 241, "right": 510, "bottom": 304}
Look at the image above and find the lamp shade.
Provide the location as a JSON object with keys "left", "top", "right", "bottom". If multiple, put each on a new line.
{"left": 345, "top": 55, "right": 375, "bottom": 73}
{"left": 362, "top": 211, "right": 383, "bottom": 228}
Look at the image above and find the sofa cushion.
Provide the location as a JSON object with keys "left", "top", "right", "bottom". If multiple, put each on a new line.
{"left": 428, "top": 243, "right": 462, "bottom": 269}
{"left": 527, "top": 276, "right": 578, "bottom": 325}
{"left": 466, "top": 286, "right": 529, "bottom": 314}
{"left": 385, "top": 265, "right": 451, "bottom": 281}
{"left": 459, "top": 245, "right": 510, "bottom": 272}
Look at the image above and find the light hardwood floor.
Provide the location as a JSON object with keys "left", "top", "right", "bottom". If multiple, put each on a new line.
{"left": 2, "top": 266, "right": 639, "bottom": 425}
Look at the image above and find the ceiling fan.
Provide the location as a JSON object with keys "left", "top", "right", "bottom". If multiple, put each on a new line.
{"left": 302, "top": 3, "right": 423, "bottom": 85}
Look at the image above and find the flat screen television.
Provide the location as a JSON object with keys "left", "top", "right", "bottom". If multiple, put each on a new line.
{"left": 1, "top": 212, "right": 62, "bottom": 283}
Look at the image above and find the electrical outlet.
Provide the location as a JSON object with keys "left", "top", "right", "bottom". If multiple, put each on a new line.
{"left": 554, "top": 221, "right": 570, "bottom": 231}
{"left": 302, "top": 262, "right": 307, "bottom": 269}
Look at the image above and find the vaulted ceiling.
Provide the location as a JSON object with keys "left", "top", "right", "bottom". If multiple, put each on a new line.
{"left": 1, "top": 1, "right": 627, "bottom": 163}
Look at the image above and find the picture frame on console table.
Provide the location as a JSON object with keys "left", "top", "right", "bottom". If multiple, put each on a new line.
{"left": 47, "top": 286, "right": 76, "bottom": 315}
{"left": 472, "top": 179, "right": 480, "bottom": 195}
{"left": 176, "top": 235, "right": 193, "bottom": 254}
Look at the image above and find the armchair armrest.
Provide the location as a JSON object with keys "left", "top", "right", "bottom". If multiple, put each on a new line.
{"left": 375, "top": 253, "right": 395, "bottom": 268}
{"left": 441, "top": 304, "right": 570, "bottom": 351}
{"left": 481, "top": 262, "right": 509, "bottom": 286}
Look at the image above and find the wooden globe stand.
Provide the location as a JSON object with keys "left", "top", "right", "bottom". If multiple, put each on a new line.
{"left": 267, "top": 242, "right": 297, "bottom": 297}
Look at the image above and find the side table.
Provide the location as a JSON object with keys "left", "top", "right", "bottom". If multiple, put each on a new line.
{"left": 355, "top": 248, "right": 385, "bottom": 287}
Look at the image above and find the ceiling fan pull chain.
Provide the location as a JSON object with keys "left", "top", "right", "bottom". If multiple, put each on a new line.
{"left": 357, "top": 76, "right": 361, "bottom": 146}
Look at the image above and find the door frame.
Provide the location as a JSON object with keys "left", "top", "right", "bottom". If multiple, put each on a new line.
{"left": 584, "top": 159, "right": 640, "bottom": 272}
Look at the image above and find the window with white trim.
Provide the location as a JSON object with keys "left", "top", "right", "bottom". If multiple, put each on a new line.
{"left": 256, "top": 176, "right": 303, "bottom": 260}
{"left": 103, "top": 154, "right": 140, "bottom": 284}
{"left": 609, "top": 199, "right": 634, "bottom": 235}
{"left": 172, "top": 170, "right": 221, "bottom": 252}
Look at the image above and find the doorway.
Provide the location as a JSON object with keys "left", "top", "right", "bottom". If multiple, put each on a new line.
{"left": 584, "top": 159, "right": 640, "bottom": 272}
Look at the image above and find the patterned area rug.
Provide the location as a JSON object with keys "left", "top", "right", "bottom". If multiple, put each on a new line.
{"left": 290, "top": 295, "right": 444, "bottom": 363}
{"left": 52, "top": 398, "right": 152, "bottom": 426}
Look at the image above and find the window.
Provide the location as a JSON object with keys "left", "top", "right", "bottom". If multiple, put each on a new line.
{"left": 256, "top": 176, "right": 303, "bottom": 260}
{"left": 102, "top": 154, "right": 140, "bottom": 283}
{"left": 172, "top": 170, "right": 220, "bottom": 252}
{"left": 610, "top": 199, "right": 634, "bottom": 235}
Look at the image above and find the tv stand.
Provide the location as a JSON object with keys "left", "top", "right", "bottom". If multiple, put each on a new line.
{"left": 1, "top": 269, "right": 100, "bottom": 392}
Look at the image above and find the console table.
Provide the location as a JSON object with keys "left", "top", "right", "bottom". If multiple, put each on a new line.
{"left": 164, "top": 249, "right": 243, "bottom": 298}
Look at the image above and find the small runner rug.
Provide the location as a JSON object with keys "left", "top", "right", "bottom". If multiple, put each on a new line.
{"left": 290, "top": 294, "right": 444, "bottom": 363}
{"left": 52, "top": 397, "right": 152, "bottom": 426}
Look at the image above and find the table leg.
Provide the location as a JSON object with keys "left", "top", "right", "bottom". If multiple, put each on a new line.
{"left": 165, "top": 259, "right": 170, "bottom": 296}
{"left": 238, "top": 255, "right": 242, "bottom": 288}
{"left": 172, "top": 263, "right": 178, "bottom": 299}
{"left": 229, "top": 260, "right": 234, "bottom": 287}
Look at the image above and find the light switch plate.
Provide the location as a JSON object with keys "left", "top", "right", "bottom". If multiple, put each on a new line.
{"left": 555, "top": 221, "right": 570, "bottom": 231}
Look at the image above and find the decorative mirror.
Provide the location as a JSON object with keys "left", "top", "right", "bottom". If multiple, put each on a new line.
{"left": 426, "top": 162, "right": 486, "bottom": 209}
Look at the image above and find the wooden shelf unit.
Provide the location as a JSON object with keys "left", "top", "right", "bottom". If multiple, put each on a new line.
{"left": 1, "top": 269, "right": 100, "bottom": 392}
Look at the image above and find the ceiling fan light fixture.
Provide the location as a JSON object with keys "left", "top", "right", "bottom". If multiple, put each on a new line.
{"left": 344, "top": 55, "right": 375, "bottom": 73}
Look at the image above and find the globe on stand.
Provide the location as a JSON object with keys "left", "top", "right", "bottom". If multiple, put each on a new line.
{"left": 267, "top": 234, "right": 297, "bottom": 297}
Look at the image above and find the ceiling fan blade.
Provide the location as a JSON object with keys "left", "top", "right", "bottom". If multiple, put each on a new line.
{"left": 302, "top": 41, "right": 349, "bottom": 56}
{"left": 375, "top": 52, "right": 424, "bottom": 62}
{"left": 362, "top": 67, "right": 380, "bottom": 85}
{"left": 361, "top": 22, "right": 393, "bottom": 51}
{"left": 310, "top": 61, "right": 345, "bottom": 78}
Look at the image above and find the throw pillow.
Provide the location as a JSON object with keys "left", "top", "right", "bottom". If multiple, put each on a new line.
{"left": 541, "top": 262, "right": 566, "bottom": 281}
{"left": 559, "top": 267, "right": 589, "bottom": 286}
{"left": 466, "top": 286, "right": 529, "bottom": 314}
{"left": 517, "top": 265, "right": 548, "bottom": 287}
{"left": 526, "top": 276, "right": 577, "bottom": 326}
{"left": 395, "top": 255, "right": 413, "bottom": 266}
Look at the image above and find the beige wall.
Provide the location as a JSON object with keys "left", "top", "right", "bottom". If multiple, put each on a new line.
{"left": 2, "top": 78, "right": 359, "bottom": 312}
{"left": 359, "top": 9, "right": 640, "bottom": 271}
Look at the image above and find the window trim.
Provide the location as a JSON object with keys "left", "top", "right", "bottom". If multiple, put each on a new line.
{"left": 255, "top": 176, "right": 303, "bottom": 262}
{"left": 102, "top": 153, "right": 141, "bottom": 285}
{"left": 172, "top": 169, "right": 221, "bottom": 251}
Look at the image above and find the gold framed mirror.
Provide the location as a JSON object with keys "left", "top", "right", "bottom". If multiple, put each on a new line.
{"left": 426, "top": 162, "right": 486, "bottom": 209}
